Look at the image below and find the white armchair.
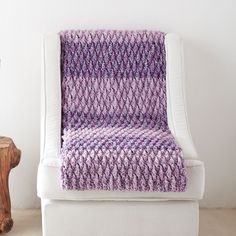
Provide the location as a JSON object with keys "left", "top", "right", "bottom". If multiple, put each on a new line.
{"left": 37, "top": 33, "right": 205, "bottom": 236}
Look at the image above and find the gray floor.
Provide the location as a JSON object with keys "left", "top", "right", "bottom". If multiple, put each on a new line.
{"left": 6, "top": 209, "right": 236, "bottom": 236}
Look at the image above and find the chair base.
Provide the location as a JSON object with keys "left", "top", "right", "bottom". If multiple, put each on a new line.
{"left": 41, "top": 199, "right": 199, "bottom": 236}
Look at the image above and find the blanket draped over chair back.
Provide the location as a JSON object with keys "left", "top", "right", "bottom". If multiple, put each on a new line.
{"left": 60, "top": 30, "right": 187, "bottom": 192}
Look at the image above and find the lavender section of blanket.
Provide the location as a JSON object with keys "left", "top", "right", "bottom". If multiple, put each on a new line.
{"left": 60, "top": 30, "right": 186, "bottom": 191}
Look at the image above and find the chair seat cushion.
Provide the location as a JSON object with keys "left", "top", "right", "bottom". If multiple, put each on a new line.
{"left": 61, "top": 126, "right": 186, "bottom": 191}
{"left": 37, "top": 158, "right": 204, "bottom": 201}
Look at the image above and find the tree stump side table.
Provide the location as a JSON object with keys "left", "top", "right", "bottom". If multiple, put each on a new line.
{"left": 0, "top": 137, "right": 21, "bottom": 234}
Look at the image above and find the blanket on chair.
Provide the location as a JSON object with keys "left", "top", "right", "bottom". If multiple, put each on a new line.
{"left": 60, "top": 30, "right": 187, "bottom": 192}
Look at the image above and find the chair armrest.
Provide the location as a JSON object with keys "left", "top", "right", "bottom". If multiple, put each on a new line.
{"left": 165, "top": 33, "right": 198, "bottom": 159}
{"left": 40, "top": 34, "right": 61, "bottom": 161}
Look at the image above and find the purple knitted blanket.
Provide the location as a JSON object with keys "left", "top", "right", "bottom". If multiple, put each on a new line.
{"left": 60, "top": 30, "right": 187, "bottom": 192}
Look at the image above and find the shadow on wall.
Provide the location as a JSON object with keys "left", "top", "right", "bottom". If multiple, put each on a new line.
{"left": 184, "top": 38, "right": 236, "bottom": 208}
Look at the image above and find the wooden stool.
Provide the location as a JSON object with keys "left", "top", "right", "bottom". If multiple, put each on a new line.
{"left": 0, "top": 137, "right": 21, "bottom": 233}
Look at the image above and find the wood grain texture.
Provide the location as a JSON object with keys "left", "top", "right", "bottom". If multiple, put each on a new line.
{"left": 0, "top": 137, "right": 21, "bottom": 234}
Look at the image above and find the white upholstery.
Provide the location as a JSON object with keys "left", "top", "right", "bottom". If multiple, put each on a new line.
{"left": 38, "top": 32, "right": 205, "bottom": 236}
{"left": 42, "top": 199, "right": 199, "bottom": 236}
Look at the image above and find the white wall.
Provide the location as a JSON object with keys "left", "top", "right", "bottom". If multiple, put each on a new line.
{"left": 0, "top": 0, "right": 235, "bottom": 208}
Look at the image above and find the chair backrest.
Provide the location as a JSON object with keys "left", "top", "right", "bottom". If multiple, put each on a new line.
{"left": 60, "top": 31, "right": 168, "bottom": 131}
{"left": 41, "top": 32, "right": 197, "bottom": 162}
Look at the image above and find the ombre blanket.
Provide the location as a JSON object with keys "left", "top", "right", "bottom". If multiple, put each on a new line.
{"left": 60, "top": 30, "right": 186, "bottom": 192}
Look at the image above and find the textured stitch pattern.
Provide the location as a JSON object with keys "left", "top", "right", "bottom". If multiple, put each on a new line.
{"left": 60, "top": 30, "right": 186, "bottom": 191}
